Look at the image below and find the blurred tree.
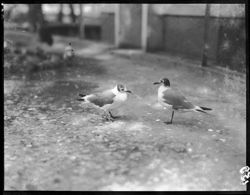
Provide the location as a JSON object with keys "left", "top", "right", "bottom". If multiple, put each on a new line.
{"left": 38, "top": 24, "right": 53, "bottom": 46}
{"left": 4, "top": 4, "right": 17, "bottom": 21}
{"left": 69, "top": 4, "right": 76, "bottom": 23}
{"left": 57, "top": 4, "right": 64, "bottom": 23}
{"left": 28, "top": 4, "right": 53, "bottom": 46}
{"left": 28, "top": 4, "right": 44, "bottom": 32}
{"left": 201, "top": 4, "right": 211, "bottom": 67}
{"left": 79, "top": 4, "right": 85, "bottom": 39}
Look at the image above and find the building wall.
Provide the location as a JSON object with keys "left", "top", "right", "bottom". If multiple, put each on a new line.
{"left": 100, "top": 4, "right": 245, "bottom": 72}
{"left": 118, "top": 4, "right": 142, "bottom": 48}
{"left": 101, "top": 13, "right": 115, "bottom": 44}
{"left": 151, "top": 4, "right": 206, "bottom": 16}
{"left": 147, "top": 6, "right": 164, "bottom": 51}
{"left": 163, "top": 16, "right": 205, "bottom": 59}
{"left": 146, "top": 4, "right": 245, "bottom": 72}
{"left": 160, "top": 16, "right": 221, "bottom": 61}
{"left": 207, "top": 18, "right": 220, "bottom": 61}
{"left": 151, "top": 4, "right": 244, "bottom": 17}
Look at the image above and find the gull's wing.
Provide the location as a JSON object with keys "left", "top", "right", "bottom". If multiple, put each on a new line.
{"left": 162, "top": 88, "right": 195, "bottom": 110}
{"left": 86, "top": 90, "right": 116, "bottom": 107}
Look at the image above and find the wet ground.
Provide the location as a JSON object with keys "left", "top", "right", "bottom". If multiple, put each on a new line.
{"left": 4, "top": 33, "right": 246, "bottom": 191}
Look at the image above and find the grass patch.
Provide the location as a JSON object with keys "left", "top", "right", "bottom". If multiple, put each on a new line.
{"left": 223, "top": 70, "right": 246, "bottom": 96}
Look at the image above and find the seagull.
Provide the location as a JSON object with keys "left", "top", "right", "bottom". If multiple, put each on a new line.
{"left": 63, "top": 42, "right": 75, "bottom": 60}
{"left": 77, "top": 84, "right": 132, "bottom": 120}
{"left": 153, "top": 78, "right": 212, "bottom": 124}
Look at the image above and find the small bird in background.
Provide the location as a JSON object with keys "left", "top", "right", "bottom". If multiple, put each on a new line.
{"left": 153, "top": 78, "right": 212, "bottom": 124}
{"left": 77, "top": 84, "right": 132, "bottom": 120}
{"left": 63, "top": 42, "right": 75, "bottom": 60}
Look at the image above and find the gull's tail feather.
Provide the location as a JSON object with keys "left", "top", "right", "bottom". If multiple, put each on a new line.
{"left": 195, "top": 109, "right": 208, "bottom": 114}
{"left": 199, "top": 106, "right": 212, "bottom": 111}
{"left": 194, "top": 106, "right": 212, "bottom": 114}
{"left": 79, "top": 93, "right": 86, "bottom": 97}
{"left": 77, "top": 93, "right": 86, "bottom": 101}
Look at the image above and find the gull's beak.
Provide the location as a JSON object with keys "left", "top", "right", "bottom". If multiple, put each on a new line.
{"left": 153, "top": 81, "right": 161, "bottom": 85}
{"left": 125, "top": 89, "right": 132, "bottom": 93}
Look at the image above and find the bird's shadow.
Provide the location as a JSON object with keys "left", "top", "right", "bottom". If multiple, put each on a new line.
{"left": 112, "top": 114, "right": 135, "bottom": 122}
{"left": 170, "top": 118, "right": 208, "bottom": 130}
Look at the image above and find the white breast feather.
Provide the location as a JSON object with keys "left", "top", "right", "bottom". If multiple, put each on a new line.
{"left": 158, "top": 85, "right": 172, "bottom": 108}
{"left": 114, "top": 92, "right": 127, "bottom": 102}
{"left": 109, "top": 92, "right": 127, "bottom": 109}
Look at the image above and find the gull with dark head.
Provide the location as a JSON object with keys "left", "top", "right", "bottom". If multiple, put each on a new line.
{"left": 77, "top": 84, "right": 132, "bottom": 120}
{"left": 63, "top": 42, "right": 75, "bottom": 60}
{"left": 153, "top": 78, "right": 212, "bottom": 124}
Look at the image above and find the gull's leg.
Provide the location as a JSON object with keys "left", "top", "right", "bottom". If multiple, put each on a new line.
{"left": 108, "top": 110, "right": 119, "bottom": 119}
{"left": 170, "top": 110, "right": 174, "bottom": 123}
{"left": 102, "top": 110, "right": 114, "bottom": 122}
{"left": 109, "top": 111, "right": 115, "bottom": 118}
{"left": 164, "top": 110, "right": 174, "bottom": 125}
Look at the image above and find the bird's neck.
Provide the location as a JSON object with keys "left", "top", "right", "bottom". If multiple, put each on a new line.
{"left": 158, "top": 85, "right": 170, "bottom": 97}
{"left": 159, "top": 85, "right": 170, "bottom": 91}
{"left": 112, "top": 86, "right": 127, "bottom": 98}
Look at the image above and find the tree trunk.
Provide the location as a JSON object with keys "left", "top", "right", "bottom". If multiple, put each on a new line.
{"left": 28, "top": 4, "right": 44, "bottom": 32}
{"left": 69, "top": 4, "right": 76, "bottom": 23}
{"left": 28, "top": 4, "right": 53, "bottom": 46}
{"left": 79, "top": 4, "right": 85, "bottom": 39}
{"left": 4, "top": 4, "right": 17, "bottom": 21}
{"left": 57, "top": 4, "right": 64, "bottom": 23}
{"left": 201, "top": 4, "right": 211, "bottom": 67}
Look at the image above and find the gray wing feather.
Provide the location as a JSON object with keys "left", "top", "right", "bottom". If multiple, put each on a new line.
{"left": 163, "top": 89, "right": 195, "bottom": 110}
{"left": 86, "top": 91, "right": 115, "bottom": 107}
